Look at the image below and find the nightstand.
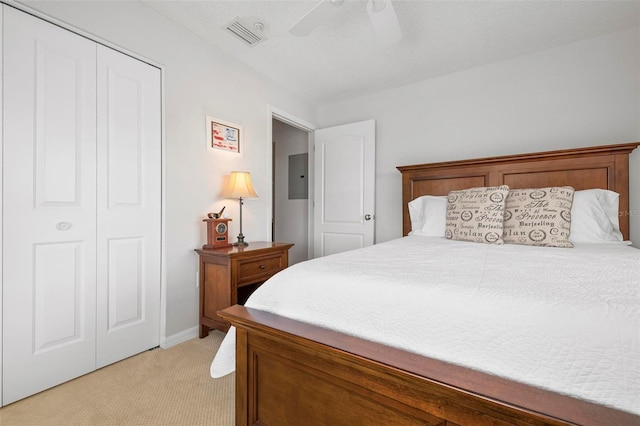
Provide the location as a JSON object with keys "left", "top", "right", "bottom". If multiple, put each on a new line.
{"left": 195, "top": 242, "right": 294, "bottom": 337}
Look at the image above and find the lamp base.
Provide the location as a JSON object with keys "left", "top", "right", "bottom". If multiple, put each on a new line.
{"left": 233, "top": 233, "right": 249, "bottom": 247}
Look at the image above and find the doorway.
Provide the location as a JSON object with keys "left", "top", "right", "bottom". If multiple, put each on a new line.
{"left": 272, "top": 118, "right": 311, "bottom": 265}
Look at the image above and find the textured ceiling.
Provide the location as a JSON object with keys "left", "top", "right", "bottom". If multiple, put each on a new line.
{"left": 141, "top": 0, "right": 640, "bottom": 104}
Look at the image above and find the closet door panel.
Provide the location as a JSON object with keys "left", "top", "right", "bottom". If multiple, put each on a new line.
{"left": 2, "top": 7, "right": 97, "bottom": 405}
{"left": 107, "top": 237, "right": 144, "bottom": 329}
{"left": 96, "top": 45, "right": 161, "bottom": 368}
{"left": 33, "top": 242, "right": 86, "bottom": 350}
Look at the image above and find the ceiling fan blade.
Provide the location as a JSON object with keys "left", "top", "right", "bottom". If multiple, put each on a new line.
{"left": 367, "top": 0, "right": 403, "bottom": 46}
{"left": 289, "top": 0, "right": 344, "bottom": 37}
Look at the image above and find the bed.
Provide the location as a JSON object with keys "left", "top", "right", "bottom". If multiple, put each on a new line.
{"left": 214, "top": 142, "right": 640, "bottom": 426}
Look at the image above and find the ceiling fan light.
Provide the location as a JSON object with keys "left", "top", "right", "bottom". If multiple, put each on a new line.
{"left": 366, "top": 0, "right": 403, "bottom": 46}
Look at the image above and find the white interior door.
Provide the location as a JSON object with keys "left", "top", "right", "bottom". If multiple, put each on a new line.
{"left": 96, "top": 46, "right": 161, "bottom": 368}
{"left": 314, "top": 120, "right": 375, "bottom": 257}
{"left": 2, "top": 7, "right": 98, "bottom": 404}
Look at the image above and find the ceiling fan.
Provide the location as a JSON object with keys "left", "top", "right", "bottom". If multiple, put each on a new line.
{"left": 289, "top": 0, "right": 403, "bottom": 46}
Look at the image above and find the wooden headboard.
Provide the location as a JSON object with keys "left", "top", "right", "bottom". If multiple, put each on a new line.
{"left": 397, "top": 142, "right": 639, "bottom": 240}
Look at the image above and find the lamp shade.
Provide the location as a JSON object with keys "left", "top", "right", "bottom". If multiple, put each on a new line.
{"left": 226, "top": 171, "right": 258, "bottom": 199}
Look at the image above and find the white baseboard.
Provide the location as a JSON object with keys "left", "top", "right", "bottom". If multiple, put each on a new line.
{"left": 161, "top": 326, "right": 199, "bottom": 349}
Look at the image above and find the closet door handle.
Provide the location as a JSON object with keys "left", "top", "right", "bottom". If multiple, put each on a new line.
{"left": 56, "top": 222, "right": 72, "bottom": 231}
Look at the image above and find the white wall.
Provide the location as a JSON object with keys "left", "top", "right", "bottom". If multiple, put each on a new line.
{"left": 19, "top": 0, "right": 317, "bottom": 339}
{"left": 273, "top": 120, "right": 309, "bottom": 265}
{"left": 317, "top": 27, "right": 640, "bottom": 245}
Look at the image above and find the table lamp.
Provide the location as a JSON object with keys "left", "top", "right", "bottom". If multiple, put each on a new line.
{"left": 226, "top": 171, "right": 258, "bottom": 246}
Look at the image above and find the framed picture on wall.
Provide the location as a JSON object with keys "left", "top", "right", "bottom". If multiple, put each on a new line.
{"left": 206, "top": 116, "right": 242, "bottom": 154}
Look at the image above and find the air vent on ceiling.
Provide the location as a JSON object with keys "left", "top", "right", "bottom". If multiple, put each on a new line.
{"left": 225, "top": 18, "right": 267, "bottom": 46}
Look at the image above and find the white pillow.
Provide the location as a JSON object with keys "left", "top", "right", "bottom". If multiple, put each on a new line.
{"left": 408, "top": 196, "right": 427, "bottom": 234}
{"left": 408, "top": 195, "right": 447, "bottom": 237}
{"left": 569, "top": 189, "right": 623, "bottom": 243}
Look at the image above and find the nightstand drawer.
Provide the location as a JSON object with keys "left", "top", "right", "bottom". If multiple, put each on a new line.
{"left": 237, "top": 253, "right": 285, "bottom": 286}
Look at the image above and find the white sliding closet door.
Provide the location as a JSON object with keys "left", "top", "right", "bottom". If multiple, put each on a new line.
{"left": 2, "top": 7, "right": 98, "bottom": 404}
{"left": 96, "top": 46, "right": 161, "bottom": 367}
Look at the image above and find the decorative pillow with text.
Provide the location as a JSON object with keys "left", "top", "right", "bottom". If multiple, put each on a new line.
{"left": 445, "top": 185, "right": 510, "bottom": 244}
{"left": 503, "top": 187, "right": 575, "bottom": 248}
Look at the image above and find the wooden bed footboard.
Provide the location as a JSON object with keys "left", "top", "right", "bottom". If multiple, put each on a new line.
{"left": 220, "top": 305, "right": 639, "bottom": 426}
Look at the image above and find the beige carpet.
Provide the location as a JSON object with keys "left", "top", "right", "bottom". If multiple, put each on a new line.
{"left": 0, "top": 331, "right": 234, "bottom": 426}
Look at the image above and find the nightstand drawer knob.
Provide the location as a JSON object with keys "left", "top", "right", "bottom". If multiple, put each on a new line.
{"left": 260, "top": 265, "right": 266, "bottom": 269}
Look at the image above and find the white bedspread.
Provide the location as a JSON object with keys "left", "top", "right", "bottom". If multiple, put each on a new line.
{"left": 210, "top": 236, "right": 640, "bottom": 415}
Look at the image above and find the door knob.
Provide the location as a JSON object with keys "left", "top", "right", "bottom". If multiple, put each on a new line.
{"left": 56, "top": 222, "right": 72, "bottom": 231}
{"left": 364, "top": 214, "right": 373, "bottom": 221}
